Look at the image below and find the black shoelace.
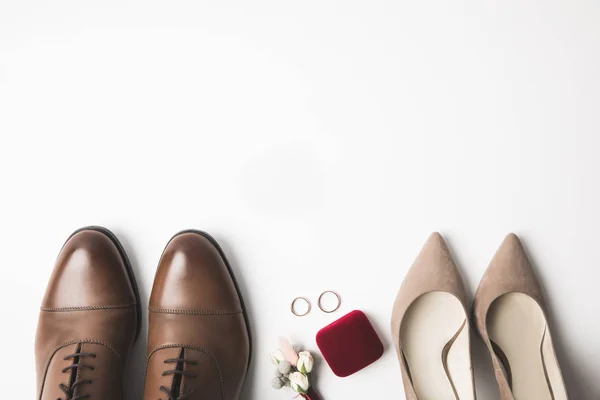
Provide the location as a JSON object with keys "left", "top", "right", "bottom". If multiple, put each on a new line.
{"left": 58, "top": 351, "right": 96, "bottom": 400}
{"left": 160, "top": 357, "right": 198, "bottom": 400}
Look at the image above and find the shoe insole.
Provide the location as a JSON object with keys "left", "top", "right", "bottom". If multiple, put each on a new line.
{"left": 400, "top": 291, "right": 474, "bottom": 400}
{"left": 487, "top": 292, "right": 568, "bottom": 400}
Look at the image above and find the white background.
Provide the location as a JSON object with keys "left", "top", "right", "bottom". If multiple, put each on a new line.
{"left": 1, "top": 1, "right": 599, "bottom": 398}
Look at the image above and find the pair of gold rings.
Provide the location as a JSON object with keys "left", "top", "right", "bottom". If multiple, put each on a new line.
{"left": 290, "top": 290, "right": 341, "bottom": 317}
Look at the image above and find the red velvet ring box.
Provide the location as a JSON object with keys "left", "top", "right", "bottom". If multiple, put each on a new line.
{"left": 316, "top": 310, "right": 384, "bottom": 377}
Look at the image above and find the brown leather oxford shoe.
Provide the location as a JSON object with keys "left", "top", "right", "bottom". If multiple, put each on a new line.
{"left": 35, "top": 226, "right": 141, "bottom": 399}
{"left": 143, "top": 230, "right": 251, "bottom": 400}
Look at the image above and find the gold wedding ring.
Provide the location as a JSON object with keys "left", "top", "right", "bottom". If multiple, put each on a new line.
{"left": 291, "top": 296, "right": 312, "bottom": 317}
{"left": 318, "top": 290, "right": 341, "bottom": 313}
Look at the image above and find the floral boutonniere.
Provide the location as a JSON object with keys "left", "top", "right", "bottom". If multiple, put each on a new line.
{"left": 270, "top": 338, "right": 322, "bottom": 400}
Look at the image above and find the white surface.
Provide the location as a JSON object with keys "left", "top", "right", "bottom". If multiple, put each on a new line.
{"left": 1, "top": 1, "right": 599, "bottom": 398}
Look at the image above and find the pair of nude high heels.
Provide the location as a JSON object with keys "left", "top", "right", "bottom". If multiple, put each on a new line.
{"left": 391, "top": 233, "right": 568, "bottom": 400}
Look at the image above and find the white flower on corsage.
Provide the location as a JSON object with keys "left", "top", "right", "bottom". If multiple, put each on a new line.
{"left": 271, "top": 349, "right": 286, "bottom": 365}
{"left": 270, "top": 338, "right": 319, "bottom": 399}
{"left": 289, "top": 371, "right": 310, "bottom": 394}
{"left": 297, "top": 351, "right": 314, "bottom": 374}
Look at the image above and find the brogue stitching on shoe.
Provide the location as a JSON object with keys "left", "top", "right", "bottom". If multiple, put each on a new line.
{"left": 148, "top": 307, "right": 243, "bottom": 315}
{"left": 145, "top": 344, "right": 225, "bottom": 399}
{"left": 41, "top": 304, "right": 137, "bottom": 312}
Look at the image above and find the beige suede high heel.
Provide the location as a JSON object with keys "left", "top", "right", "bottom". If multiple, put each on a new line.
{"left": 391, "top": 232, "right": 476, "bottom": 400}
{"left": 473, "top": 233, "right": 568, "bottom": 400}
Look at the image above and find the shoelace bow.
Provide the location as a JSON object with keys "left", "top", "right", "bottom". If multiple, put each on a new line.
{"left": 58, "top": 351, "right": 96, "bottom": 400}
{"left": 160, "top": 357, "right": 198, "bottom": 400}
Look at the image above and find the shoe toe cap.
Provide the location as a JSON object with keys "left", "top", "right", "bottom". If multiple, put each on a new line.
{"left": 42, "top": 229, "right": 136, "bottom": 309}
{"left": 149, "top": 231, "right": 242, "bottom": 312}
